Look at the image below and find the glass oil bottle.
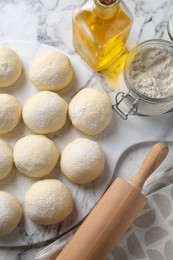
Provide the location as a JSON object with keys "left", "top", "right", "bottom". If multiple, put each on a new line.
{"left": 72, "top": 0, "right": 133, "bottom": 72}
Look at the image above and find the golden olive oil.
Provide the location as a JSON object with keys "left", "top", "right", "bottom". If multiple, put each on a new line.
{"left": 73, "top": 0, "right": 133, "bottom": 72}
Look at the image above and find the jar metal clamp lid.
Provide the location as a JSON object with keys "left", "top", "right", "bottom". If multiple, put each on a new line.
{"left": 112, "top": 91, "right": 139, "bottom": 120}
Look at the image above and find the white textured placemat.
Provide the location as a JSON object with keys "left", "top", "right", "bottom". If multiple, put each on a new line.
{"left": 1, "top": 42, "right": 173, "bottom": 249}
{"left": 0, "top": 41, "right": 119, "bottom": 247}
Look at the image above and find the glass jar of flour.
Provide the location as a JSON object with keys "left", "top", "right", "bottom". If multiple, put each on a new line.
{"left": 113, "top": 39, "right": 173, "bottom": 119}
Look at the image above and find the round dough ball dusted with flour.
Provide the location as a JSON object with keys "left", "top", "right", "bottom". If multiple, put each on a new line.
{"left": 13, "top": 135, "right": 59, "bottom": 178}
{"left": 0, "top": 45, "right": 22, "bottom": 87}
{"left": 25, "top": 179, "right": 73, "bottom": 225}
{"left": 60, "top": 138, "right": 105, "bottom": 184}
{"left": 0, "top": 94, "right": 22, "bottom": 134}
{"left": 22, "top": 91, "right": 68, "bottom": 134}
{"left": 69, "top": 88, "right": 113, "bottom": 135}
{"left": 0, "top": 139, "right": 13, "bottom": 180}
{"left": 0, "top": 191, "right": 22, "bottom": 237}
{"left": 29, "top": 51, "right": 73, "bottom": 91}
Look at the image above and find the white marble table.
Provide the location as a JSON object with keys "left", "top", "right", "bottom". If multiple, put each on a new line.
{"left": 0, "top": 0, "right": 173, "bottom": 259}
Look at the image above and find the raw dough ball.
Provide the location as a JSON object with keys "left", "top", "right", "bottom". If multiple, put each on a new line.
{"left": 13, "top": 135, "right": 59, "bottom": 178}
{"left": 0, "top": 94, "right": 22, "bottom": 134}
{"left": 0, "top": 45, "right": 22, "bottom": 87}
{"left": 22, "top": 91, "right": 68, "bottom": 134}
{"left": 25, "top": 179, "right": 73, "bottom": 225}
{"left": 29, "top": 51, "right": 73, "bottom": 91}
{"left": 0, "top": 139, "right": 13, "bottom": 180}
{"left": 0, "top": 191, "right": 22, "bottom": 237}
{"left": 60, "top": 138, "right": 105, "bottom": 184}
{"left": 69, "top": 88, "right": 113, "bottom": 135}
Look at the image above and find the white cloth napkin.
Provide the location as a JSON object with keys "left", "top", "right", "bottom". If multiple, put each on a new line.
{"left": 108, "top": 167, "right": 173, "bottom": 260}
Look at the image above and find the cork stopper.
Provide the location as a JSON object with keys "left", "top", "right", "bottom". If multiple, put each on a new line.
{"left": 99, "top": 0, "right": 116, "bottom": 5}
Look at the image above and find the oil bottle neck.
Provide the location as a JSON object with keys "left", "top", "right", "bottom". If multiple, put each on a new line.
{"left": 93, "top": 0, "right": 119, "bottom": 20}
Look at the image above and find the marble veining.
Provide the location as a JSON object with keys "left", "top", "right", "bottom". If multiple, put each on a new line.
{"left": 0, "top": 0, "right": 173, "bottom": 259}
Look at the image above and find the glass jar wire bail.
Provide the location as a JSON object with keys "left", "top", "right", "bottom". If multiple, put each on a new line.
{"left": 112, "top": 91, "right": 139, "bottom": 120}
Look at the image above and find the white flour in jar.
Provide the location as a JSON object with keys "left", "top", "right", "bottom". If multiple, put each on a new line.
{"left": 129, "top": 47, "right": 173, "bottom": 98}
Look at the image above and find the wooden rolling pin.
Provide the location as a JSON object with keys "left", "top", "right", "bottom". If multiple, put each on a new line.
{"left": 56, "top": 142, "right": 168, "bottom": 260}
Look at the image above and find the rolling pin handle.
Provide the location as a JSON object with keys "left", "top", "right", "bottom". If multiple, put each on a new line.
{"left": 128, "top": 142, "right": 169, "bottom": 190}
